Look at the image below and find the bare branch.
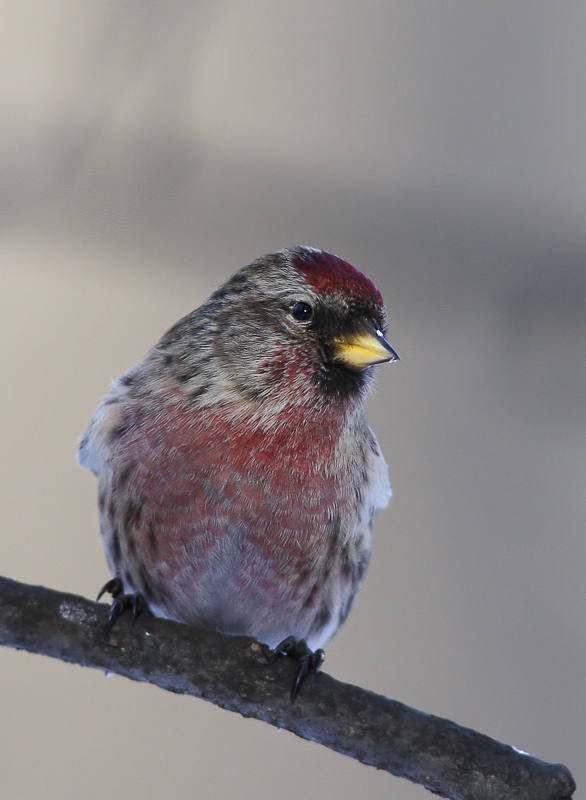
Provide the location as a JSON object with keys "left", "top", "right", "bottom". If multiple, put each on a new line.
{"left": 0, "top": 575, "right": 575, "bottom": 800}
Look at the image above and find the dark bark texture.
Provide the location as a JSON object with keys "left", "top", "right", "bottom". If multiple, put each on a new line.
{"left": 0, "top": 575, "right": 575, "bottom": 800}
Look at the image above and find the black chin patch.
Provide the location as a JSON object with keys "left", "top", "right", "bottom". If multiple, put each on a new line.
{"left": 316, "top": 360, "right": 369, "bottom": 398}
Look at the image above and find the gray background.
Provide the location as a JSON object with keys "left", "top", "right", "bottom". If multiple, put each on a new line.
{"left": 1, "top": 2, "right": 585, "bottom": 798}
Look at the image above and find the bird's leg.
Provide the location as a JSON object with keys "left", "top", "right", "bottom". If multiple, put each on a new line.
{"left": 97, "top": 577, "right": 147, "bottom": 639}
{"left": 270, "top": 636, "right": 325, "bottom": 703}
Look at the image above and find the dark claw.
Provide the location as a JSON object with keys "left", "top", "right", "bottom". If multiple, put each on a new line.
{"left": 131, "top": 593, "right": 143, "bottom": 622}
{"left": 97, "top": 577, "right": 123, "bottom": 602}
{"left": 270, "top": 636, "right": 325, "bottom": 703}
{"left": 104, "top": 595, "right": 128, "bottom": 639}
{"left": 97, "top": 578, "right": 146, "bottom": 640}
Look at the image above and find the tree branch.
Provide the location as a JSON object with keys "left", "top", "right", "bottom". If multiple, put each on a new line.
{"left": 0, "top": 575, "right": 575, "bottom": 800}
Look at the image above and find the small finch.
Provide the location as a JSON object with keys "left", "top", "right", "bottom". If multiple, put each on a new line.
{"left": 79, "top": 247, "right": 398, "bottom": 694}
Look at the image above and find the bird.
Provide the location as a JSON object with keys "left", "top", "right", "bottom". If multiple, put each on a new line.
{"left": 79, "top": 246, "right": 399, "bottom": 698}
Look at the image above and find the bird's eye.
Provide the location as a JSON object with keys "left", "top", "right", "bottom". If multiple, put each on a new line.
{"left": 292, "top": 301, "right": 314, "bottom": 322}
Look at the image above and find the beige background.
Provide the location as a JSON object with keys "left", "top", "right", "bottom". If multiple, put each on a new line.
{"left": 1, "top": 3, "right": 585, "bottom": 798}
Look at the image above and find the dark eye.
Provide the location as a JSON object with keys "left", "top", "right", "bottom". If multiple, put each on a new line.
{"left": 292, "top": 301, "right": 314, "bottom": 322}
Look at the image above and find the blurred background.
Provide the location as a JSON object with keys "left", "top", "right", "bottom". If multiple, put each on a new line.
{"left": 1, "top": 2, "right": 585, "bottom": 798}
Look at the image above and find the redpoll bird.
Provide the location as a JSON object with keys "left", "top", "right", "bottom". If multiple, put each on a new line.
{"left": 79, "top": 247, "right": 398, "bottom": 695}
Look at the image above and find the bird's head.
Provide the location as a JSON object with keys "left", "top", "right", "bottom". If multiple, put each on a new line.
{"left": 205, "top": 247, "right": 399, "bottom": 405}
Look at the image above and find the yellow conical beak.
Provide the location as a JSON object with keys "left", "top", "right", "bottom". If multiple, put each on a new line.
{"left": 334, "top": 328, "right": 399, "bottom": 369}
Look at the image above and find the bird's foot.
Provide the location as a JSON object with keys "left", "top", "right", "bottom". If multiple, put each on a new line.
{"left": 97, "top": 577, "right": 147, "bottom": 639}
{"left": 270, "top": 636, "right": 325, "bottom": 703}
